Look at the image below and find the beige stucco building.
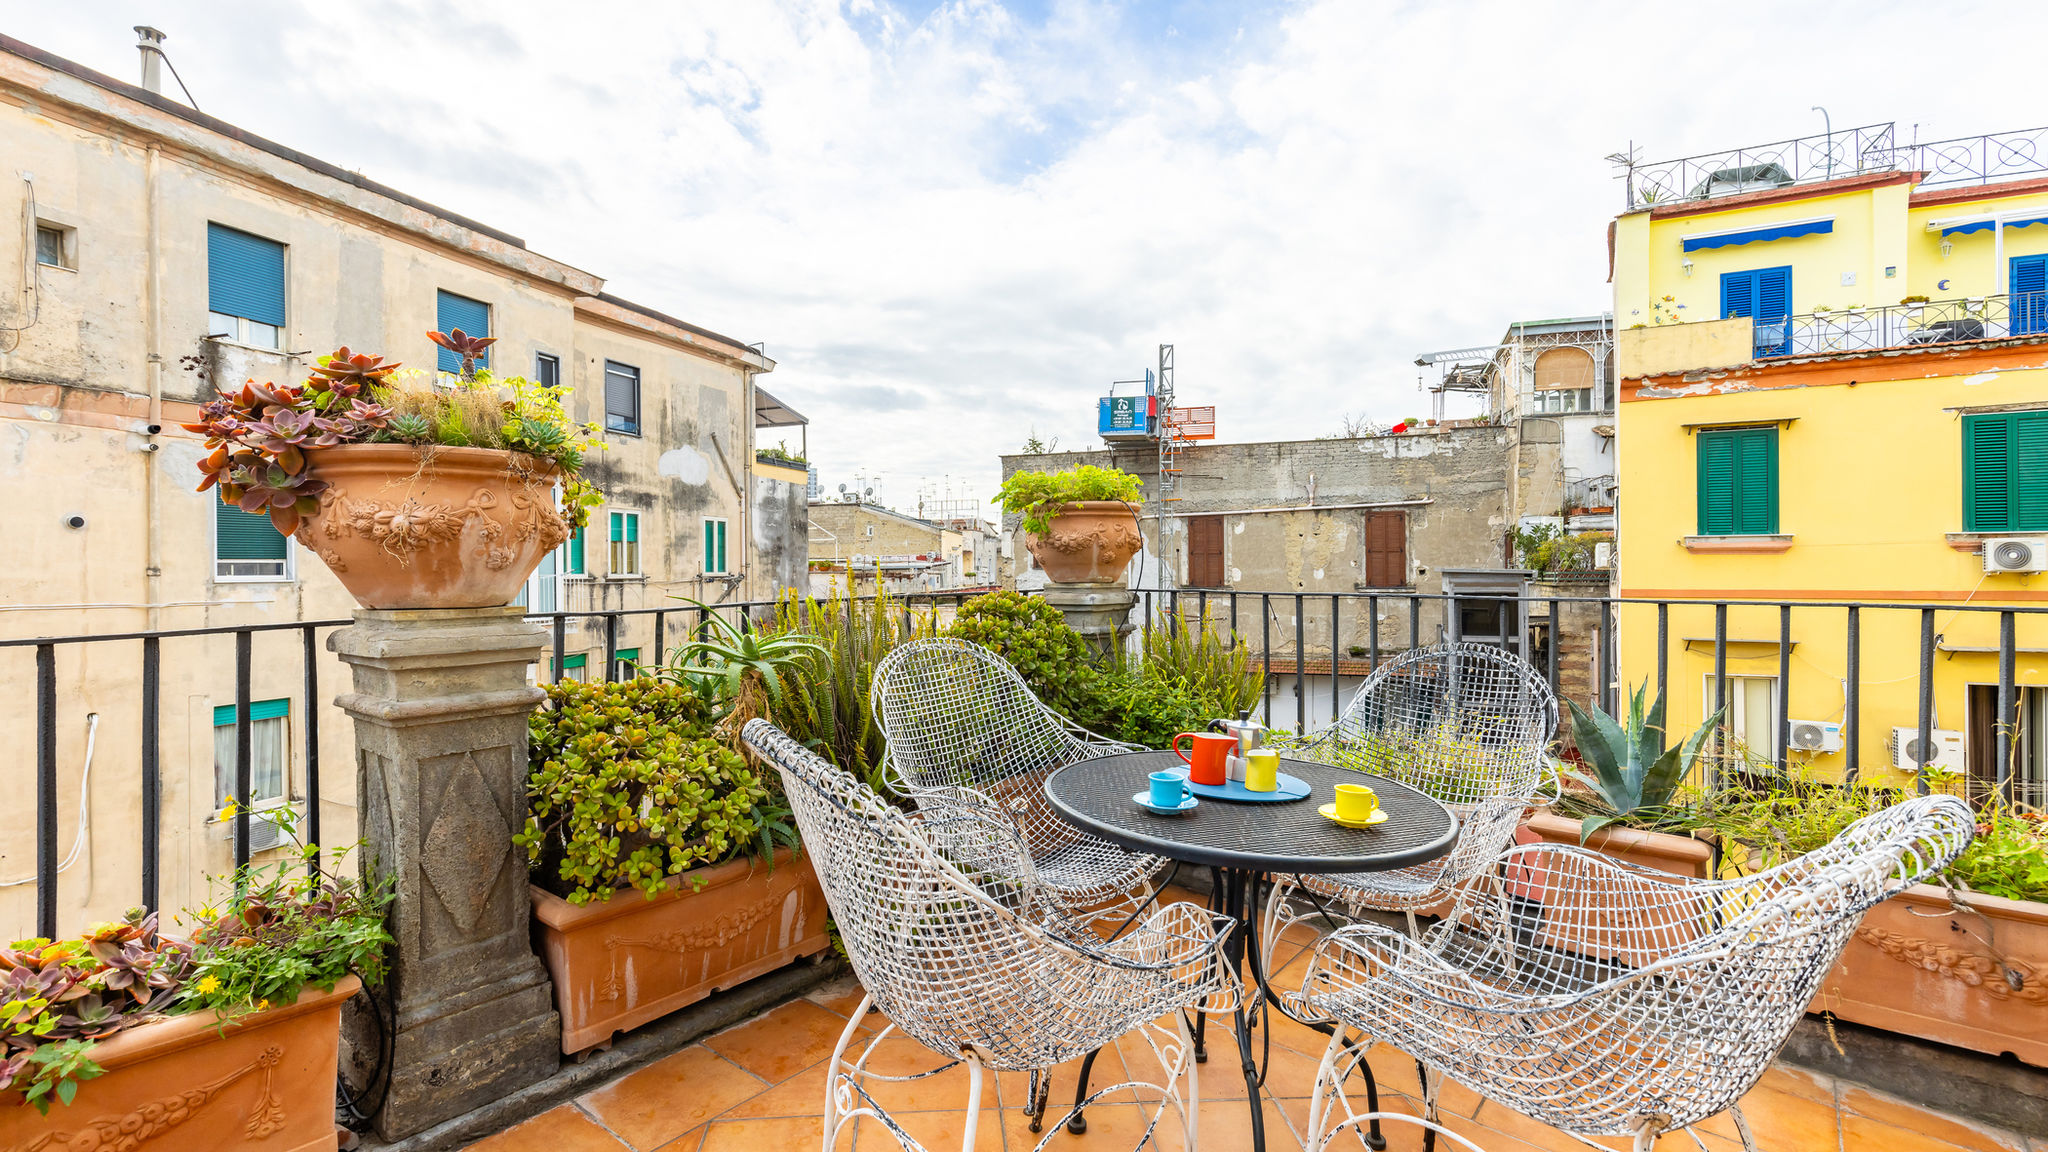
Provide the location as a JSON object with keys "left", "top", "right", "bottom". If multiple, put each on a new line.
{"left": 0, "top": 35, "right": 803, "bottom": 934}
{"left": 805, "top": 500, "right": 998, "bottom": 595}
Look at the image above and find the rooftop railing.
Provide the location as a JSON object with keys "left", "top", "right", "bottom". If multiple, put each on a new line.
{"left": 1748, "top": 290, "right": 2048, "bottom": 359}
{"left": 1624, "top": 123, "right": 2048, "bottom": 209}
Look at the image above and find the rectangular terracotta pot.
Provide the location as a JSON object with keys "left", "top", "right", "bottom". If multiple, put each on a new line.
{"left": 1507, "top": 811, "right": 1716, "bottom": 963}
{"left": 0, "top": 974, "right": 360, "bottom": 1152}
{"left": 1516, "top": 810, "right": 1715, "bottom": 879}
{"left": 1811, "top": 884, "right": 2048, "bottom": 1067}
{"left": 531, "top": 847, "right": 832, "bottom": 1055}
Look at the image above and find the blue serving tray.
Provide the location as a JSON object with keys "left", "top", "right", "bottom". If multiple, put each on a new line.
{"left": 1169, "top": 768, "right": 1312, "bottom": 803}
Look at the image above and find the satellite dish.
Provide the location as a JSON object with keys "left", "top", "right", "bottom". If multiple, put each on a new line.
{"left": 864, "top": 487, "right": 874, "bottom": 496}
{"left": 838, "top": 483, "right": 847, "bottom": 494}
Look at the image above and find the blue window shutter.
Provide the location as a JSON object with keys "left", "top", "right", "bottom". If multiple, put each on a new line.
{"left": 435, "top": 291, "right": 491, "bottom": 372}
{"left": 1755, "top": 267, "right": 1791, "bottom": 320}
{"left": 207, "top": 224, "right": 286, "bottom": 327}
{"left": 2011, "top": 255, "right": 2048, "bottom": 336}
{"left": 215, "top": 499, "right": 288, "bottom": 560}
{"left": 1720, "top": 270, "right": 1757, "bottom": 319}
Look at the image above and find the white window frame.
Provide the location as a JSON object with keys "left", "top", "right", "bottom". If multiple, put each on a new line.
{"left": 609, "top": 509, "right": 642, "bottom": 578}
{"left": 535, "top": 351, "right": 562, "bottom": 389}
{"left": 211, "top": 708, "right": 291, "bottom": 813}
{"left": 702, "top": 516, "right": 730, "bottom": 575}
{"left": 1703, "top": 673, "right": 1780, "bottom": 760}
{"left": 1532, "top": 387, "right": 1596, "bottom": 414}
{"left": 211, "top": 499, "right": 297, "bottom": 583}
{"left": 34, "top": 221, "right": 75, "bottom": 270}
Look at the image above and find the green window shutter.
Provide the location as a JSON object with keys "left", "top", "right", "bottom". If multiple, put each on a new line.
{"left": 717, "top": 520, "right": 726, "bottom": 572}
{"left": 566, "top": 524, "right": 584, "bottom": 573}
{"left": 1697, "top": 427, "right": 1777, "bottom": 536}
{"left": 609, "top": 512, "right": 623, "bottom": 543}
{"left": 1964, "top": 413, "right": 2014, "bottom": 532}
{"left": 626, "top": 514, "right": 639, "bottom": 544}
{"left": 207, "top": 224, "right": 286, "bottom": 326}
{"left": 213, "top": 698, "right": 290, "bottom": 726}
{"left": 216, "top": 499, "right": 288, "bottom": 560}
{"left": 2018, "top": 412, "right": 2048, "bottom": 530}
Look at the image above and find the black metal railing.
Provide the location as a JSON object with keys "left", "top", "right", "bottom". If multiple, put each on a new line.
{"left": 1748, "top": 291, "right": 2047, "bottom": 359}
{"left": 1624, "top": 122, "right": 2048, "bottom": 209}
{"left": 1126, "top": 588, "right": 2047, "bottom": 808}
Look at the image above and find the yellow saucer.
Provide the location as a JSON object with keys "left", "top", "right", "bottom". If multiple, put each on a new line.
{"left": 1318, "top": 802, "right": 1388, "bottom": 828}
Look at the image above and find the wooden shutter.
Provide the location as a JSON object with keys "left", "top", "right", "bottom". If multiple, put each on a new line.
{"left": 1186, "top": 515, "right": 1224, "bottom": 587}
{"left": 1364, "top": 509, "right": 1406, "bottom": 588}
{"left": 1697, "top": 426, "right": 1778, "bottom": 535}
{"left": 207, "top": 224, "right": 286, "bottom": 326}
{"left": 2019, "top": 412, "right": 2048, "bottom": 530}
{"left": 1720, "top": 270, "right": 1756, "bottom": 319}
{"left": 1755, "top": 267, "right": 1791, "bottom": 321}
{"left": 1967, "top": 410, "right": 2048, "bottom": 531}
{"left": 434, "top": 291, "right": 490, "bottom": 372}
{"left": 2012, "top": 255, "right": 2048, "bottom": 335}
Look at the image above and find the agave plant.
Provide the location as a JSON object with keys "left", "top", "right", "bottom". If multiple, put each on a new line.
{"left": 1563, "top": 681, "right": 1723, "bottom": 841}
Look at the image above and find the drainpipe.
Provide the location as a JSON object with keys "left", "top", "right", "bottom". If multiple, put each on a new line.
{"left": 144, "top": 143, "right": 164, "bottom": 631}
{"left": 741, "top": 364, "right": 755, "bottom": 602}
{"left": 1995, "top": 218, "right": 2005, "bottom": 303}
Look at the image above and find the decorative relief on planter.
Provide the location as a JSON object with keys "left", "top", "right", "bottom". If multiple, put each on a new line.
{"left": 1854, "top": 924, "right": 2042, "bottom": 1003}
{"left": 26, "top": 1044, "right": 287, "bottom": 1151}
{"left": 595, "top": 893, "right": 782, "bottom": 1003}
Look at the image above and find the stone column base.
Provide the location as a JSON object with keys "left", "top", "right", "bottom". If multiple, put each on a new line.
{"left": 1040, "top": 582, "right": 1136, "bottom": 659}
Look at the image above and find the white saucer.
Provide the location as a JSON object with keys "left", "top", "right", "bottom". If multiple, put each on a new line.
{"left": 1317, "top": 802, "right": 1388, "bottom": 828}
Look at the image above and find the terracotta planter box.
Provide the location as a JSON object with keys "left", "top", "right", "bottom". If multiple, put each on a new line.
{"left": 1025, "top": 500, "right": 1141, "bottom": 584}
{"left": 1507, "top": 812, "right": 1716, "bottom": 962}
{"left": 532, "top": 848, "right": 831, "bottom": 1055}
{"left": 294, "top": 443, "right": 569, "bottom": 609}
{"left": 1812, "top": 884, "right": 2048, "bottom": 1067}
{"left": 0, "top": 975, "right": 359, "bottom": 1152}
{"left": 1516, "top": 811, "right": 1715, "bottom": 879}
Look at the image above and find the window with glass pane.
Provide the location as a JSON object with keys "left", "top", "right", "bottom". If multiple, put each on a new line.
{"left": 614, "top": 648, "right": 640, "bottom": 680}
{"left": 35, "top": 225, "right": 68, "bottom": 268}
{"left": 605, "top": 361, "right": 641, "bottom": 435}
{"left": 435, "top": 290, "right": 490, "bottom": 373}
{"left": 1705, "top": 674, "right": 1778, "bottom": 758}
{"left": 536, "top": 352, "right": 560, "bottom": 389}
{"left": 702, "top": 517, "right": 728, "bottom": 574}
{"left": 610, "top": 510, "right": 641, "bottom": 575}
{"left": 212, "top": 699, "right": 288, "bottom": 809}
{"left": 206, "top": 223, "right": 285, "bottom": 350}
{"left": 557, "top": 653, "right": 587, "bottom": 683}
{"left": 215, "top": 499, "right": 291, "bottom": 579}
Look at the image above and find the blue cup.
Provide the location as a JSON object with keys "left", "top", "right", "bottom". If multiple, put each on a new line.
{"left": 1148, "top": 770, "right": 1192, "bottom": 809}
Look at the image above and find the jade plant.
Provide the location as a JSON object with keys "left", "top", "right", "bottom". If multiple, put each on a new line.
{"left": 1562, "top": 681, "right": 1723, "bottom": 841}
{"left": 186, "top": 340, "right": 604, "bottom": 536}
{"left": 995, "top": 464, "right": 1142, "bottom": 535}
{"left": 946, "top": 589, "right": 1099, "bottom": 716}
{"left": 521, "top": 678, "right": 787, "bottom": 903}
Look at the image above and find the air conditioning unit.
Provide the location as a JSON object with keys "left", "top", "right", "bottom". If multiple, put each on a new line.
{"left": 1786, "top": 719, "right": 1843, "bottom": 754}
{"left": 218, "top": 805, "right": 293, "bottom": 853}
{"left": 1890, "top": 727, "right": 1965, "bottom": 774}
{"left": 1983, "top": 537, "right": 2048, "bottom": 574}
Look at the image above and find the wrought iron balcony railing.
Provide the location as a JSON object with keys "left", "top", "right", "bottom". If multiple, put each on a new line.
{"left": 1747, "top": 291, "right": 2047, "bottom": 359}
{"left": 1624, "top": 123, "right": 2048, "bottom": 209}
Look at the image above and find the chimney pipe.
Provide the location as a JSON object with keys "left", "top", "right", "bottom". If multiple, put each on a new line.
{"left": 134, "top": 26, "right": 166, "bottom": 94}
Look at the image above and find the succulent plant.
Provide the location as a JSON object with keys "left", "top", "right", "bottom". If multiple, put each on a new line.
{"left": 427, "top": 327, "right": 498, "bottom": 381}
{"left": 387, "top": 413, "right": 434, "bottom": 442}
{"left": 508, "top": 418, "right": 567, "bottom": 454}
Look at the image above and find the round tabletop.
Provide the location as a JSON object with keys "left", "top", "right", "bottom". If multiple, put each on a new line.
{"left": 1044, "top": 751, "right": 1460, "bottom": 873}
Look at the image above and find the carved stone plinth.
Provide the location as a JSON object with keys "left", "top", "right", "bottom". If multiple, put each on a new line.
{"left": 1039, "top": 581, "right": 1136, "bottom": 659}
{"left": 330, "top": 607, "right": 561, "bottom": 1140}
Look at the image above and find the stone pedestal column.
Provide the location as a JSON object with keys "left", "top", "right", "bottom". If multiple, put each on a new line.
{"left": 330, "top": 607, "right": 561, "bottom": 1141}
{"left": 1039, "top": 581, "right": 1136, "bottom": 659}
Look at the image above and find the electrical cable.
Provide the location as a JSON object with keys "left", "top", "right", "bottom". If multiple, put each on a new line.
{"left": 1, "top": 713, "right": 97, "bottom": 886}
{"left": 1, "top": 176, "right": 44, "bottom": 352}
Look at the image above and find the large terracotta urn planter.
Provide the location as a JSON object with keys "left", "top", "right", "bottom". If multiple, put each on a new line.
{"left": 0, "top": 975, "right": 359, "bottom": 1152}
{"left": 292, "top": 444, "right": 569, "bottom": 609}
{"left": 531, "top": 847, "right": 832, "bottom": 1055}
{"left": 1811, "top": 884, "right": 2048, "bottom": 1066}
{"left": 1025, "top": 501, "right": 1142, "bottom": 584}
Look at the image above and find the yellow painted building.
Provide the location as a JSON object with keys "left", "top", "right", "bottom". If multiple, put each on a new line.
{"left": 1612, "top": 130, "right": 2048, "bottom": 802}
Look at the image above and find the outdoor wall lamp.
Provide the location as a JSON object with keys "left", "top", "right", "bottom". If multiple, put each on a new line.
{"left": 1681, "top": 257, "right": 1695, "bottom": 276}
{"left": 1939, "top": 238, "right": 1954, "bottom": 259}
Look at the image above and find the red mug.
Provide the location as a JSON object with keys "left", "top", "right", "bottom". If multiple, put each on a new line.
{"left": 1173, "top": 731, "right": 1235, "bottom": 787}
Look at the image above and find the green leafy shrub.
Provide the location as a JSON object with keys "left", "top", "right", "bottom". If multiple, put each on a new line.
{"left": 178, "top": 853, "right": 393, "bottom": 1023}
{"left": 521, "top": 678, "right": 771, "bottom": 903}
{"left": 1123, "top": 611, "right": 1264, "bottom": 720}
{"left": 996, "top": 464, "right": 1142, "bottom": 535}
{"left": 1070, "top": 670, "right": 1216, "bottom": 749}
{"left": 946, "top": 590, "right": 1098, "bottom": 716}
{"left": 763, "top": 585, "right": 938, "bottom": 793}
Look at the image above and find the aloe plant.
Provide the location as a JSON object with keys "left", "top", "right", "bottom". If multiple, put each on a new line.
{"left": 1563, "top": 681, "right": 1723, "bottom": 842}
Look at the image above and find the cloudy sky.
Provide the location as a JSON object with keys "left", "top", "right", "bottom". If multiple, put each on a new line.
{"left": 11, "top": 1, "right": 2034, "bottom": 509}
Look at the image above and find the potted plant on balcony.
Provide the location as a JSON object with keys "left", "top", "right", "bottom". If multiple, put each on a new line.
{"left": 0, "top": 835, "right": 390, "bottom": 1150}
{"left": 1519, "top": 683, "right": 1722, "bottom": 878}
{"left": 185, "top": 336, "right": 602, "bottom": 610}
{"left": 1694, "top": 784, "right": 2048, "bottom": 1067}
{"left": 520, "top": 675, "right": 828, "bottom": 1055}
{"left": 996, "top": 464, "right": 1144, "bottom": 584}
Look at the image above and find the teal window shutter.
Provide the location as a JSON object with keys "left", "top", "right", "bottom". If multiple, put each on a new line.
{"left": 207, "top": 224, "right": 286, "bottom": 326}
{"left": 215, "top": 500, "right": 288, "bottom": 560}
{"left": 435, "top": 290, "right": 490, "bottom": 372}
{"left": 565, "top": 524, "right": 585, "bottom": 573}
{"left": 212, "top": 698, "right": 290, "bottom": 726}
{"left": 609, "top": 512, "right": 623, "bottom": 543}
{"left": 1966, "top": 411, "right": 2048, "bottom": 531}
{"left": 1697, "top": 426, "right": 1778, "bottom": 535}
{"left": 626, "top": 514, "right": 639, "bottom": 544}
{"left": 716, "top": 520, "right": 726, "bottom": 572}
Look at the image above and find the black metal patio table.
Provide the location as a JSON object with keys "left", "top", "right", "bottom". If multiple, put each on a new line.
{"left": 1045, "top": 750, "right": 1459, "bottom": 1152}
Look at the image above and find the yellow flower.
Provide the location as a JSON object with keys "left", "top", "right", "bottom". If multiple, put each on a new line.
{"left": 218, "top": 800, "right": 239, "bottom": 820}
{"left": 256, "top": 999, "right": 269, "bottom": 1011}
{"left": 194, "top": 975, "right": 221, "bottom": 995}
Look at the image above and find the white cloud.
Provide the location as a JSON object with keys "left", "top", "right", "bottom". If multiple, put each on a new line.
{"left": 14, "top": 0, "right": 2042, "bottom": 510}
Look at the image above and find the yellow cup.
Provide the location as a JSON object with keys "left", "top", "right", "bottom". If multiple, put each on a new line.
{"left": 1334, "top": 783, "right": 1379, "bottom": 822}
{"left": 1244, "top": 748, "right": 1280, "bottom": 792}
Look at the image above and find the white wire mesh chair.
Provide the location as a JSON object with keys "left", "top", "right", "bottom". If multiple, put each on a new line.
{"left": 742, "top": 719, "right": 1240, "bottom": 1152}
{"left": 1299, "top": 794, "right": 1976, "bottom": 1152}
{"left": 872, "top": 638, "right": 1166, "bottom": 917}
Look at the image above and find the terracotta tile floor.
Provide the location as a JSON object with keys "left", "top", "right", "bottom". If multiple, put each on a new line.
{"left": 464, "top": 964, "right": 2043, "bottom": 1152}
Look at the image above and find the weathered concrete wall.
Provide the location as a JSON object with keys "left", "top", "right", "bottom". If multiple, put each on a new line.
{"left": 0, "top": 45, "right": 777, "bottom": 935}
{"left": 751, "top": 461, "right": 809, "bottom": 599}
